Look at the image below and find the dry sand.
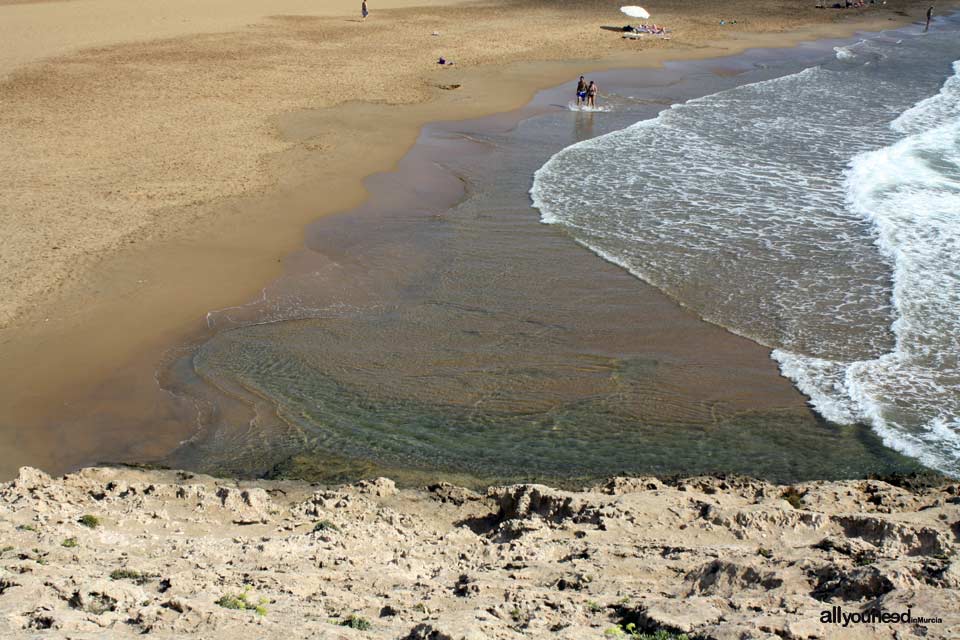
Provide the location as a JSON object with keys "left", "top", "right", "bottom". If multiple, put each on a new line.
{"left": 0, "top": 466, "right": 957, "bottom": 638}
{"left": 0, "top": 0, "right": 948, "bottom": 477}
{"left": 0, "top": 0, "right": 940, "bottom": 330}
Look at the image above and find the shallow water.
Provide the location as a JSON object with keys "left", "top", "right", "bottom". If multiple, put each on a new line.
{"left": 158, "top": 30, "right": 941, "bottom": 486}
{"left": 533, "top": 21, "right": 960, "bottom": 476}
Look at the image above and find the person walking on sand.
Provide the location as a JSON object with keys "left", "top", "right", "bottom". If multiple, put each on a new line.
{"left": 576, "top": 76, "right": 588, "bottom": 106}
{"left": 362, "top": 0, "right": 369, "bottom": 20}
{"left": 587, "top": 80, "right": 599, "bottom": 108}
{"left": 925, "top": 6, "right": 933, "bottom": 32}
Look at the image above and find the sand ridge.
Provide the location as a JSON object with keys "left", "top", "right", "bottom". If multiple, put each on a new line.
{"left": 0, "top": 466, "right": 957, "bottom": 638}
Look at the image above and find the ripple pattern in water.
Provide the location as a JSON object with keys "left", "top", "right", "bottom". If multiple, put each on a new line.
{"left": 185, "top": 312, "right": 917, "bottom": 485}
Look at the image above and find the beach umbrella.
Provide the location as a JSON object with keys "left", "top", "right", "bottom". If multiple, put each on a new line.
{"left": 620, "top": 5, "right": 651, "bottom": 19}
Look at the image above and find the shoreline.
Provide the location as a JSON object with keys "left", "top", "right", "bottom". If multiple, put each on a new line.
{"left": 0, "top": 1, "right": 950, "bottom": 479}
{"left": 161, "top": 40, "right": 934, "bottom": 486}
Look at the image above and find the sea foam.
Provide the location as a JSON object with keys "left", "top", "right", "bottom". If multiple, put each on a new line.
{"left": 532, "top": 36, "right": 960, "bottom": 476}
{"left": 776, "top": 60, "right": 960, "bottom": 472}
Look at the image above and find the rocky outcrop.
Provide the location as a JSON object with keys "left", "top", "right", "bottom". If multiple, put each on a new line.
{"left": 0, "top": 467, "right": 957, "bottom": 639}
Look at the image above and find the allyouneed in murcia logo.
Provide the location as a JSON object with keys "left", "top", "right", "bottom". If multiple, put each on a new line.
{"left": 820, "top": 606, "right": 943, "bottom": 627}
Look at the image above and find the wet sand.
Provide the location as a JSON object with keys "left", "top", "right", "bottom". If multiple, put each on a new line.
{"left": 160, "top": 52, "right": 925, "bottom": 485}
{"left": 0, "top": 0, "right": 946, "bottom": 479}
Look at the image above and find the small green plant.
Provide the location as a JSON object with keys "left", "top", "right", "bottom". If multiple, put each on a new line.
{"left": 16, "top": 524, "right": 36, "bottom": 532}
{"left": 110, "top": 569, "right": 157, "bottom": 585}
{"left": 78, "top": 515, "right": 100, "bottom": 529}
{"left": 339, "top": 614, "right": 371, "bottom": 630}
{"left": 215, "top": 594, "right": 245, "bottom": 610}
{"left": 413, "top": 603, "right": 428, "bottom": 614}
{"left": 587, "top": 600, "right": 604, "bottom": 613}
{"left": 61, "top": 537, "right": 78, "bottom": 548}
{"left": 313, "top": 520, "right": 340, "bottom": 533}
{"left": 781, "top": 486, "right": 806, "bottom": 509}
{"left": 853, "top": 550, "right": 878, "bottom": 567}
{"left": 110, "top": 569, "right": 142, "bottom": 581}
{"left": 215, "top": 587, "right": 268, "bottom": 616}
{"left": 605, "top": 624, "right": 690, "bottom": 640}
{"left": 757, "top": 547, "right": 773, "bottom": 559}
{"left": 509, "top": 607, "right": 526, "bottom": 624}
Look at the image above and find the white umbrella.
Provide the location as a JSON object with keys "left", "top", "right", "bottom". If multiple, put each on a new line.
{"left": 620, "top": 5, "right": 650, "bottom": 19}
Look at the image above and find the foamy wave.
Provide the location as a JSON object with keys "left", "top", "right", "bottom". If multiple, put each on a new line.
{"left": 892, "top": 60, "right": 960, "bottom": 134}
{"left": 834, "top": 46, "right": 857, "bottom": 61}
{"left": 771, "top": 350, "right": 859, "bottom": 424}
{"left": 566, "top": 102, "right": 612, "bottom": 112}
{"left": 532, "top": 38, "right": 960, "bottom": 476}
{"left": 776, "top": 62, "right": 960, "bottom": 475}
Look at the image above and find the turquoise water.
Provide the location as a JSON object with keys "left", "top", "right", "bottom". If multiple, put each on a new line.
{"left": 159, "top": 30, "right": 944, "bottom": 486}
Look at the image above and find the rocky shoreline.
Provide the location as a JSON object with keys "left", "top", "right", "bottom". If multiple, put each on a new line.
{"left": 0, "top": 466, "right": 957, "bottom": 638}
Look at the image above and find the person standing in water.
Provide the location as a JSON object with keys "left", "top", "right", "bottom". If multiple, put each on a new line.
{"left": 576, "top": 76, "right": 588, "bottom": 106}
{"left": 362, "top": 0, "right": 369, "bottom": 20}
{"left": 587, "top": 80, "right": 599, "bottom": 108}
{"left": 925, "top": 6, "right": 933, "bottom": 32}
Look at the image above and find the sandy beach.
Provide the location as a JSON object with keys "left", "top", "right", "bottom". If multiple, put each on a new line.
{"left": 2, "top": 3, "right": 959, "bottom": 638}
{"left": 2, "top": 0, "right": 937, "bottom": 330}
{"left": 0, "top": 0, "right": 949, "bottom": 478}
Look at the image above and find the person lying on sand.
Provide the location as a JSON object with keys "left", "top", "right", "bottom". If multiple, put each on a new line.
{"left": 626, "top": 23, "right": 670, "bottom": 35}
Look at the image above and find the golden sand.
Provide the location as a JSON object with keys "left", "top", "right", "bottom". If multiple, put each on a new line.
{"left": 0, "top": 0, "right": 945, "bottom": 476}
{"left": 0, "top": 0, "right": 938, "bottom": 329}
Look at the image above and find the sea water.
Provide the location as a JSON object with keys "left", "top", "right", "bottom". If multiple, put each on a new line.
{"left": 155, "top": 25, "right": 958, "bottom": 485}
{"left": 532, "top": 28, "right": 960, "bottom": 476}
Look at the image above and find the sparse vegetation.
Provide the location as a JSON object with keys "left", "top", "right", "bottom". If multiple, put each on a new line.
{"left": 61, "top": 537, "right": 78, "bottom": 548}
{"left": 0, "top": 545, "right": 13, "bottom": 556}
{"left": 587, "top": 600, "right": 604, "bottom": 613}
{"left": 757, "top": 547, "right": 773, "bottom": 559}
{"left": 781, "top": 486, "right": 806, "bottom": 509}
{"left": 16, "top": 524, "right": 37, "bottom": 532}
{"left": 339, "top": 614, "right": 371, "bottom": 630}
{"left": 110, "top": 569, "right": 157, "bottom": 585}
{"left": 605, "top": 624, "right": 691, "bottom": 640}
{"left": 78, "top": 515, "right": 100, "bottom": 529}
{"left": 313, "top": 519, "right": 340, "bottom": 533}
{"left": 215, "top": 587, "right": 268, "bottom": 616}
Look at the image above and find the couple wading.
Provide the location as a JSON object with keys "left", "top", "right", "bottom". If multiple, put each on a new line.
{"left": 576, "top": 76, "right": 599, "bottom": 108}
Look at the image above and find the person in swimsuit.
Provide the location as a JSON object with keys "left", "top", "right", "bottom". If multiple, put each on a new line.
{"left": 587, "top": 81, "right": 598, "bottom": 108}
{"left": 362, "top": 0, "right": 369, "bottom": 20}
{"left": 576, "top": 76, "right": 588, "bottom": 106}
